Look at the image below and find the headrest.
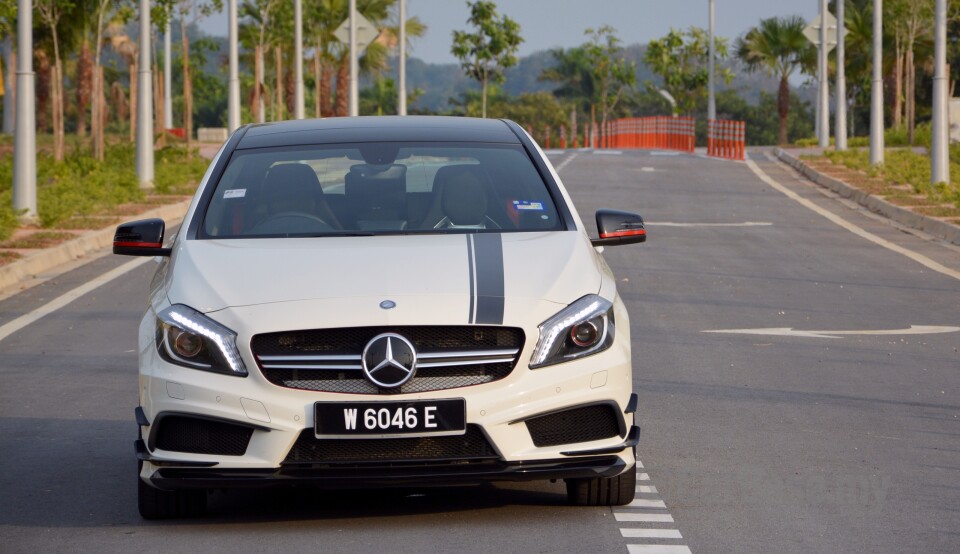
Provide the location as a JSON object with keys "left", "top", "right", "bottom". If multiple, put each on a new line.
{"left": 263, "top": 163, "right": 321, "bottom": 214}
{"left": 434, "top": 165, "right": 488, "bottom": 226}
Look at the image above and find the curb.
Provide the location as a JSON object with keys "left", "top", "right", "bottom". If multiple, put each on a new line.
{"left": 775, "top": 148, "right": 960, "bottom": 246}
{"left": 0, "top": 199, "right": 193, "bottom": 292}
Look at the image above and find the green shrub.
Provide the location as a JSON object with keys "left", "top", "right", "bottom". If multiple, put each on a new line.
{"left": 154, "top": 146, "right": 210, "bottom": 195}
{"left": 36, "top": 144, "right": 142, "bottom": 228}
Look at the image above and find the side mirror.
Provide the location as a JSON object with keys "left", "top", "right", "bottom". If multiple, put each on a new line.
{"left": 113, "top": 218, "right": 172, "bottom": 256}
{"left": 590, "top": 209, "right": 646, "bottom": 247}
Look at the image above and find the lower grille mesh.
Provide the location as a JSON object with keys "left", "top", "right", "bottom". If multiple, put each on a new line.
{"left": 525, "top": 404, "right": 621, "bottom": 447}
{"left": 153, "top": 415, "right": 254, "bottom": 456}
{"left": 282, "top": 425, "right": 498, "bottom": 465}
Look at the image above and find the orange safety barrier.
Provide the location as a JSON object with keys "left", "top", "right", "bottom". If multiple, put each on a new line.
{"left": 559, "top": 125, "right": 567, "bottom": 149}
{"left": 605, "top": 116, "right": 695, "bottom": 153}
{"left": 707, "top": 119, "right": 745, "bottom": 160}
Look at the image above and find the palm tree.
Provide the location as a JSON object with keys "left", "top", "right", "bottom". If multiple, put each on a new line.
{"left": 735, "top": 15, "right": 814, "bottom": 145}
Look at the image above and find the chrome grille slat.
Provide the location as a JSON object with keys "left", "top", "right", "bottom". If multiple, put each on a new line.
{"left": 258, "top": 354, "right": 362, "bottom": 362}
{"left": 416, "top": 357, "right": 516, "bottom": 369}
{"left": 260, "top": 363, "right": 363, "bottom": 370}
{"left": 417, "top": 349, "right": 519, "bottom": 359}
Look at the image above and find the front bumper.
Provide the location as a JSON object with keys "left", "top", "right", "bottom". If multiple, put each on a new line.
{"left": 137, "top": 296, "right": 637, "bottom": 489}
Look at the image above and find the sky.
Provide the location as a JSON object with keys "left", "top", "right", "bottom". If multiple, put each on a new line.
{"left": 203, "top": 0, "right": 820, "bottom": 65}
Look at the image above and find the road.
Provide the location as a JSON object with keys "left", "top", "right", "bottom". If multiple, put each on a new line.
{"left": 1, "top": 148, "right": 958, "bottom": 553}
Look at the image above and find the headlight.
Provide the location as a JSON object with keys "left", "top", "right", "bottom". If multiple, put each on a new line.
{"left": 530, "top": 295, "right": 615, "bottom": 368}
{"left": 155, "top": 305, "right": 247, "bottom": 376}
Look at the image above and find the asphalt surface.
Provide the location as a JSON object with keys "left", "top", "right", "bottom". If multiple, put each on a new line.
{"left": 1, "top": 148, "right": 959, "bottom": 553}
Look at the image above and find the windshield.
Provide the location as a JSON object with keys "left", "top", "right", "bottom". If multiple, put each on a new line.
{"left": 201, "top": 142, "right": 564, "bottom": 238}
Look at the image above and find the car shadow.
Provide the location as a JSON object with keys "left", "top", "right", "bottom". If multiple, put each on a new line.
{"left": 0, "top": 417, "right": 571, "bottom": 528}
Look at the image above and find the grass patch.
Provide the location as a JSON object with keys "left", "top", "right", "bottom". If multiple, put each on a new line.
{"left": 0, "top": 231, "right": 76, "bottom": 249}
{"left": 913, "top": 205, "right": 960, "bottom": 218}
{"left": 0, "top": 251, "right": 23, "bottom": 266}
{"left": 0, "top": 141, "right": 208, "bottom": 241}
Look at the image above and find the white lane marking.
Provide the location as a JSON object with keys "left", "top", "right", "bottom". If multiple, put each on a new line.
{"left": 627, "top": 546, "right": 692, "bottom": 554}
{"left": 554, "top": 153, "right": 579, "bottom": 173}
{"left": 621, "top": 529, "right": 683, "bottom": 539}
{"left": 636, "top": 485, "right": 658, "bottom": 493}
{"left": 703, "top": 325, "right": 960, "bottom": 339}
{"left": 615, "top": 513, "right": 675, "bottom": 523}
{"left": 0, "top": 257, "right": 152, "bottom": 343}
{"left": 638, "top": 472, "right": 650, "bottom": 481}
{"left": 641, "top": 167, "right": 656, "bottom": 172}
{"left": 646, "top": 222, "right": 772, "bottom": 227}
{"left": 594, "top": 150, "right": 623, "bottom": 155}
{"left": 650, "top": 151, "right": 680, "bottom": 156}
{"left": 543, "top": 149, "right": 565, "bottom": 155}
{"left": 625, "top": 498, "right": 668, "bottom": 509}
{"left": 747, "top": 157, "right": 960, "bottom": 282}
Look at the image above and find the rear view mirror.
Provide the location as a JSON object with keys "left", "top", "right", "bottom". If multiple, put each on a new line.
{"left": 590, "top": 209, "right": 646, "bottom": 247}
{"left": 113, "top": 218, "right": 172, "bottom": 256}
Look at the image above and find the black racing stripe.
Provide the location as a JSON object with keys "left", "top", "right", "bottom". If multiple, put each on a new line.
{"left": 466, "top": 234, "right": 476, "bottom": 324}
{"left": 472, "top": 233, "right": 505, "bottom": 325}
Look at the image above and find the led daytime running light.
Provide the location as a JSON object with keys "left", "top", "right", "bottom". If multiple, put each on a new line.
{"left": 159, "top": 305, "right": 246, "bottom": 375}
{"left": 530, "top": 295, "right": 613, "bottom": 368}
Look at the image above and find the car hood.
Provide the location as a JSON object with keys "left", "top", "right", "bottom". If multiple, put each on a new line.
{"left": 165, "top": 232, "right": 601, "bottom": 319}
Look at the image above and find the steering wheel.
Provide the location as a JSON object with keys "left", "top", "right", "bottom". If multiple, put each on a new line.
{"left": 248, "top": 212, "right": 334, "bottom": 234}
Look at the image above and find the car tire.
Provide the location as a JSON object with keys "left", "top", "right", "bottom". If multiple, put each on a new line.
{"left": 137, "top": 461, "right": 207, "bottom": 519}
{"left": 565, "top": 466, "right": 637, "bottom": 506}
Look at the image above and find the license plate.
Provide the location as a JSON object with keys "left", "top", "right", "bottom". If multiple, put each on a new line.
{"left": 314, "top": 399, "right": 466, "bottom": 438}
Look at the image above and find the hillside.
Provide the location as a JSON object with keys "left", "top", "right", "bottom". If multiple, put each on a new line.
{"left": 372, "top": 43, "right": 812, "bottom": 113}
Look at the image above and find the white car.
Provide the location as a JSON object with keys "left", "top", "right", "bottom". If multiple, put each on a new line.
{"left": 114, "top": 116, "right": 647, "bottom": 519}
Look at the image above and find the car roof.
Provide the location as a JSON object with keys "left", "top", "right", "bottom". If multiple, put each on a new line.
{"left": 235, "top": 116, "right": 522, "bottom": 150}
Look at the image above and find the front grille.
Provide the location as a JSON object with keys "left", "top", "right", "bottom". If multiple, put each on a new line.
{"left": 153, "top": 415, "right": 254, "bottom": 456}
{"left": 252, "top": 326, "right": 524, "bottom": 394}
{"left": 524, "top": 404, "right": 622, "bottom": 447}
{"left": 282, "top": 424, "right": 499, "bottom": 466}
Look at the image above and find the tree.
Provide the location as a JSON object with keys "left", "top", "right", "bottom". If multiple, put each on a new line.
{"left": 735, "top": 17, "right": 814, "bottom": 145}
{"left": 646, "top": 27, "right": 731, "bottom": 118}
{"left": 88, "top": 0, "right": 134, "bottom": 160}
{"left": 451, "top": 0, "right": 522, "bottom": 118}
{"left": 36, "top": 0, "right": 74, "bottom": 162}
{"left": 583, "top": 26, "right": 635, "bottom": 143}
{"left": 240, "top": 0, "right": 277, "bottom": 123}
{"left": 887, "top": 0, "right": 934, "bottom": 144}
{"left": 177, "top": 0, "right": 221, "bottom": 151}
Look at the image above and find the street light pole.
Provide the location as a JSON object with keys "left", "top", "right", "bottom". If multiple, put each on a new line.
{"left": 164, "top": 21, "right": 173, "bottom": 130}
{"left": 398, "top": 0, "right": 407, "bottom": 116}
{"left": 931, "top": 0, "right": 949, "bottom": 184}
{"left": 136, "top": 0, "right": 154, "bottom": 189}
{"left": 294, "top": 0, "right": 305, "bottom": 119}
{"left": 228, "top": 0, "right": 240, "bottom": 131}
{"left": 869, "top": 0, "right": 884, "bottom": 166}
{"left": 349, "top": 0, "right": 359, "bottom": 117}
{"left": 818, "top": 0, "right": 829, "bottom": 148}
{"left": 707, "top": 0, "right": 715, "bottom": 121}
{"left": 12, "top": 0, "right": 36, "bottom": 222}
{"left": 835, "top": 0, "right": 847, "bottom": 151}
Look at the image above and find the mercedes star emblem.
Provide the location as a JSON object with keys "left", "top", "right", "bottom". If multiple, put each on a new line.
{"left": 361, "top": 333, "right": 417, "bottom": 388}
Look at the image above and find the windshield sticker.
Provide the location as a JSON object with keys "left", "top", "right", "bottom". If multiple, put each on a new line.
{"left": 223, "top": 189, "right": 246, "bottom": 199}
{"left": 513, "top": 200, "right": 544, "bottom": 211}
